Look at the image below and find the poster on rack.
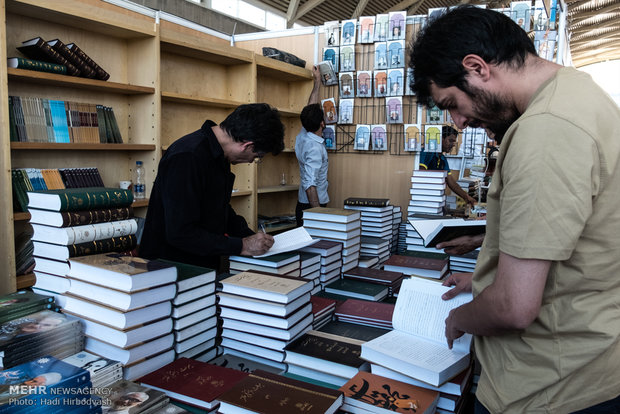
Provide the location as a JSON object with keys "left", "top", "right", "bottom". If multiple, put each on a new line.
{"left": 339, "top": 72, "right": 355, "bottom": 98}
{"left": 355, "top": 125, "right": 370, "bottom": 150}
{"left": 424, "top": 124, "right": 442, "bottom": 153}
{"left": 374, "top": 70, "right": 387, "bottom": 97}
{"left": 404, "top": 124, "right": 422, "bottom": 152}
{"left": 387, "top": 40, "right": 405, "bottom": 69}
{"left": 339, "top": 99, "right": 354, "bottom": 124}
{"left": 322, "top": 47, "right": 339, "bottom": 73}
{"left": 387, "top": 69, "right": 404, "bottom": 96}
{"left": 340, "top": 46, "right": 355, "bottom": 72}
{"left": 371, "top": 124, "right": 388, "bottom": 151}
{"left": 386, "top": 97, "right": 403, "bottom": 124}
{"left": 341, "top": 19, "right": 357, "bottom": 45}
{"left": 325, "top": 21, "right": 340, "bottom": 46}
{"left": 321, "top": 98, "right": 338, "bottom": 125}
{"left": 374, "top": 14, "right": 389, "bottom": 42}
{"left": 358, "top": 16, "right": 375, "bottom": 44}
{"left": 357, "top": 71, "right": 372, "bottom": 98}
{"left": 374, "top": 42, "right": 388, "bottom": 70}
{"left": 324, "top": 125, "right": 336, "bottom": 150}
{"left": 388, "top": 11, "right": 407, "bottom": 40}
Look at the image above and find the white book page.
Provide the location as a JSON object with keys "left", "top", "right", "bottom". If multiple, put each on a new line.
{"left": 366, "top": 330, "right": 467, "bottom": 372}
{"left": 409, "top": 218, "right": 464, "bottom": 240}
{"left": 254, "top": 227, "right": 315, "bottom": 257}
{"left": 392, "top": 278, "right": 473, "bottom": 352}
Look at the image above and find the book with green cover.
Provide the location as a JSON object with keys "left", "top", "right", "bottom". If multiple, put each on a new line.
{"left": 325, "top": 278, "right": 389, "bottom": 301}
{"left": 27, "top": 187, "right": 133, "bottom": 211}
{"left": 0, "top": 290, "right": 54, "bottom": 324}
{"left": 7, "top": 56, "right": 68, "bottom": 75}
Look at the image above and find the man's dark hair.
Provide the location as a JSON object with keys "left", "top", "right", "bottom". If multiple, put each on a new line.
{"left": 220, "top": 103, "right": 285, "bottom": 155}
{"left": 442, "top": 125, "right": 459, "bottom": 139}
{"left": 409, "top": 6, "right": 537, "bottom": 106}
{"left": 300, "top": 103, "right": 324, "bottom": 133}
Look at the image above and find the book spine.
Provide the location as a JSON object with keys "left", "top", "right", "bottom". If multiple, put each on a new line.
{"left": 55, "top": 188, "right": 133, "bottom": 210}
{"left": 344, "top": 199, "right": 388, "bottom": 207}
{"left": 8, "top": 57, "right": 68, "bottom": 75}
{"left": 61, "top": 206, "right": 134, "bottom": 227}
{"left": 66, "top": 43, "right": 110, "bottom": 81}
{"left": 48, "top": 39, "right": 96, "bottom": 78}
{"left": 67, "top": 234, "right": 137, "bottom": 257}
{"left": 18, "top": 38, "right": 80, "bottom": 76}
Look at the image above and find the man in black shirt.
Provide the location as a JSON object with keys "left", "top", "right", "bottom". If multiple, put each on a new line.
{"left": 139, "top": 104, "right": 284, "bottom": 271}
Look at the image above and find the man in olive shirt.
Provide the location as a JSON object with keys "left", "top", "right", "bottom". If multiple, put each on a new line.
{"left": 410, "top": 6, "right": 620, "bottom": 413}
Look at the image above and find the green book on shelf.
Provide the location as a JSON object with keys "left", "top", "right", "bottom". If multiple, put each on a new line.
{"left": 27, "top": 187, "right": 133, "bottom": 211}
{"left": 7, "top": 56, "right": 67, "bottom": 75}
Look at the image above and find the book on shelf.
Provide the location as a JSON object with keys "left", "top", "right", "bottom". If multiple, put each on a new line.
{"left": 47, "top": 38, "right": 96, "bottom": 78}
{"left": 217, "top": 369, "right": 343, "bottom": 414}
{"left": 137, "top": 357, "right": 249, "bottom": 411}
{"left": 325, "top": 279, "right": 389, "bottom": 302}
{"left": 410, "top": 218, "right": 487, "bottom": 248}
{"left": 339, "top": 371, "right": 439, "bottom": 414}
{"left": 219, "top": 271, "right": 313, "bottom": 304}
{"left": 383, "top": 254, "right": 448, "bottom": 279}
{"left": 27, "top": 187, "right": 133, "bottom": 212}
{"left": 344, "top": 197, "right": 390, "bottom": 207}
{"left": 302, "top": 206, "right": 362, "bottom": 223}
{"left": 29, "top": 206, "right": 134, "bottom": 227}
{"left": 361, "top": 277, "right": 473, "bottom": 387}
{"left": 31, "top": 218, "right": 137, "bottom": 246}
{"left": 7, "top": 56, "right": 67, "bottom": 75}
{"left": 17, "top": 36, "right": 81, "bottom": 76}
{"left": 317, "top": 60, "right": 338, "bottom": 86}
{"left": 66, "top": 42, "right": 110, "bottom": 81}
{"left": 68, "top": 253, "right": 176, "bottom": 293}
{"left": 32, "top": 234, "right": 137, "bottom": 261}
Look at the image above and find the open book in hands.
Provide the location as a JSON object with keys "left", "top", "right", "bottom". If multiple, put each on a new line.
{"left": 361, "top": 277, "right": 473, "bottom": 386}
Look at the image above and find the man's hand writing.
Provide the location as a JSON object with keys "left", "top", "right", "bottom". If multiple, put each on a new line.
{"left": 241, "top": 233, "right": 274, "bottom": 256}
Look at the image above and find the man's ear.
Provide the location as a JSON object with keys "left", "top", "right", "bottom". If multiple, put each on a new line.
{"left": 462, "top": 54, "right": 491, "bottom": 82}
{"left": 241, "top": 141, "right": 254, "bottom": 152}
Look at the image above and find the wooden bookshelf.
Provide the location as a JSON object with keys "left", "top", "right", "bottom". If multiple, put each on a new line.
{"left": 258, "top": 185, "right": 299, "bottom": 194}
{"left": 11, "top": 143, "right": 156, "bottom": 151}
{"left": 16, "top": 273, "right": 35, "bottom": 290}
{"left": 161, "top": 91, "right": 243, "bottom": 108}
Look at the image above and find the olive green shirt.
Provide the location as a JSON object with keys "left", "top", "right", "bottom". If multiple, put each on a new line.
{"left": 473, "top": 67, "right": 620, "bottom": 413}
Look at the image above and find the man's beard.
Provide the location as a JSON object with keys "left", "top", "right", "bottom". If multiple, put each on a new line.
{"left": 461, "top": 83, "right": 520, "bottom": 144}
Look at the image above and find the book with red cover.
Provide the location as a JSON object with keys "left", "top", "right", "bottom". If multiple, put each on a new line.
{"left": 340, "top": 371, "right": 439, "bottom": 414}
{"left": 343, "top": 266, "right": 404, "bottom": 286}
{"left": 218, "top": 369, "right": 343, "bottom": 414}
{"left": 335, "top": 299, "right": 394, "bottom": 328}
{"left": 137, "top": 357, "right": 249, "bottom": 410}
{"left": 300, "top": 239, "right": 343, "bottom": 257}
{"left": 311, "top": 295, "right": 337, "bottom": 319}
{"left": 382, "top": 254, "right": 448, "bottom": 279}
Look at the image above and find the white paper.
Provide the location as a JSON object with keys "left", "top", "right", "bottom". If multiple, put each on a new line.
{"left": 253, "top": 227, "right": 315, "bottom": 257}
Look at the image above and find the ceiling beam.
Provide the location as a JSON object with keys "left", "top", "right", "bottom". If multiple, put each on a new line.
{"left": 292, "top": 0, "right": 328, "bottom": 22}
{"left": 571, "top": 19, "right": 620, "bottom": 35}
{"left": 407, "top": 0, "right": 428, "bottom": 15}
{"left": 570, "top": 4, "right": 620, "bottom": 24}
{"left": 571, "top": 37, "right": 620, "bottom": 52}
{"left": 573, "top": 51, "right": 620, "bottom": 67}
{"left": 568, "top": 0, "right": 598, "bottom": 12}
{"left": 351, "top": 0, "right": 370, "bottom": 19}
{"left": 388, "top": 0, "right": 427, "bottom": 13}
{"left": 572, "top": 26, "right": 620, "bottom": 42}
{"left": 286, "top": 0, "right": 301, "bottom": 28}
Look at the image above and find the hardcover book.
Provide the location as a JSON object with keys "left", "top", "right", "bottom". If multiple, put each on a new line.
{"left": 383, "top": 254, "right": 448, "bottom": 279}
{"left": 27, "top": 187, "right": 133, "bottom": 211}
{"left": 302, "top": 207, "right": 361, "bottom": 223}
{"left": 339, "top": 72, "right": 355, "bottom": 98}
{"left": 66, "top": 42, "right": 110, "bottom": 80}
{"left": 318, "top": 320, "right": 390, "bottom": 342}
{"left": 17, "top": 36, "right": 80, "bottom": 76}
{"left": 325, "top": 279, "right": 388, "bottom": 302}
{"left": 343, "top": 267, "right": 403, "bottom": 286}
{"left": 7, "top": 57, "right": 67, "bottom": 75}
{"left": 0, "top": 290, "right": 54, "bottom": 324}
{"left": 357, "top": 71, "right": 373, "bottom": 97}
{"left": 340, "top": 371, "right": 439, "bottom": 414}
{"left": 68, "top": 253, "right": 176, "bottom": 292}
{"left": 96, "top": 379, "right": 168, "bottom": 413}
{"left": 47, "top": 38, "right": 96, "bottom": 78}
{"left": 31, "top": 218, "right": 137, "bottom": 246}
{"left": 218, "top": 369, "right": 343, "bottom": 414}
{"left": 410, "top": 218, "right": 486, "bottom": 248}
{"left": 361, "top": 278, "right": 473, "bottom": 387}
{"left": 300, "top": 240, "right": 343, "bottom": 257}
{"left": 219, "top": 271, "right": 313, "bottom": 304}
{"left": 324, "top": 20, "right": 340, "bottom": 46}
{"left": 355, "top": 125, "right": 371, "bottom": 150}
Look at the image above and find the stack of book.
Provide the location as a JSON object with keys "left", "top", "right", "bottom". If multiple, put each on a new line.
{"left": 28, "top": 187, "right": 137, "bottom": 305}
{"left": 302, "top": 207, "right": 362, "bottom": 274}
{"left": 344, "top": 198, "right": 393, "bottom": 265}
{"left": 339, "top": 371, "right": 440, "bottom": 414}
{"left": 334, "top": 298, "right": 394, "bottom": 329}
{"left": 324, "top": 278, "right": 389, "bottom": 302}
{"left": 0, "top": 290, "right": 57, "bottom": 325}
{"left": 217, "top": 369, "right": 343, "bottom": 414}
{"left": 207, "top": 352, "right": 285, "bottom": 374}
{"left": 300, "top": 239, "right": 344, "bottom": 287}
{"left": 449, "top": 250, "right": 480, "bottom": 273}
{"left": 405, "top": 214, "right": 449, "bottom": 253}
{"left": 0, "top": 356, "right": 98, "bottom": 412}
{"left": 284, "top": 330, "right": 370, "bottom": 387}
{"left": 408, "top": 170, "right": 447, "bottom": 216}
{"left": 383, "top": 252, "right": 449, "bottom": 280}
{"left": 229, "top": 251, "right": 301, "bottom": 276}
{"left": 162, "top": 261, "right": 218, "bottom": 360}
{"left": 457, "top": 176, "right": 480, "bottom": 199}
{"left": 12, "top": 167, "right": 105, "bottom": 212}
{"left": 361, "top": 278, "right": 473, "bottom": 390}
{"left": 61, "top": 253, "right": 177, "bottom": 380}
{"left": 391, "top": 205, "right": 402, "bottom": 253}
{"left": 343, "top": 266, "right": 404, "bottom": 297}
{"left": 298, "top": 251, "right": 322, "bottom": 292}
{"left": 317, "top": 320, "right": 390, "bottom": 343}
{"left": 138, "top": 358, "right": 250, "bottom": 413}
{"left": 62, "top": 350, "right": 123, "bottom": 388}
{"left": 310, "top": 295, "right": 337, "bottom": 329}
{"left": 0, "top": 309, "right": 83, "bottom": 369}
{"left": 217, "top": 271, "right": 314, "bottom": 371}
{"left": 398, "top": 221, "right": 408, "bottom": 254}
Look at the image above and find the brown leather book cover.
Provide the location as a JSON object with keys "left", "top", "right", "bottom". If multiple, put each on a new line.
{"left": 17, "top": 36, "right": 80, "bottom": 76}
{"left": 334, "top": 298, "right": 394, "bottom": 324}
{"left": 340, "top": 371, "right": 439, "bottom": 414}
{"left": 383, "top": 254, "right": 448, "bottom": 271}
{"left": 218, "top": 369, "right": 343, "bottom": 414}
{"left": 66, "top": 42, "right": 110, "bottom": 81}
{"left": 47, "top": 38, "right": 96, "bottom": 78}
{"left": 343, "top": 266, "right": 404, "bottom": 285}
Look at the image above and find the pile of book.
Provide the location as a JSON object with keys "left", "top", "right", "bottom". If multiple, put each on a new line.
{"left": 334, "top": 298, "right": 394, "bottom": 330}
{"left": 343, "top": 266, "right": 404, "bottom": 298}
{"left": 383, "top": 251, "right": 449, "bottom": 280}
{"left": 310, "top": 295, "right": 337, "bottom": 329}
{"left": 405, "top": 213, "right": 450, "bottom": 253}
{"left": 14, "top": 226, "right": 35, "bottom": 278}
{"left": 298, "top": 251, "right": 322, "bottom": 293}
{"left": 14, "top": 36, "right": 109, "bottom": 80}
{"left": 391, "top": 205, "right": 402, "bottom": 253}
{"left": 217, "top": 271, "right": 314, "bottom": 372}
{"left": 449, "top": 249, "right": 480, "bottom": 273}
{"left": 303, "top": 207, "right": 361, "bottom": 276}
{"left": 324, "top": 278, "right": 390, "bottom": 302}
{"left": 61, "top": 253, "right": 177, "bottom": 380}
{"left": 12, "top": 167, "right": 104, "bottom": 212}
{"left": 0, "top": 309, "right": 83, "bottom": 369}
{"left": 300, "top": 239, "right": 344, "bottom": 287}
{"left": 164, "top": 261, "right": 218, "bottom": 360}
{"left": 344, "top": 197, "right": 394, "bottom": 265}
{"left": 62, "top": 350, "right": 123, "bottom": 388}
{"left": 9, "top": 95, "right": 122, "bottom": 144}
{"left": 229, "top": 251, "right": 301, "bottom": 276}
{"left": 457, "top": 176, "right": 480, "bottom": 200}
{"left": 409, "top": 169, "right": 447, "bottom": 215}
{"left": 28, "top": 187, "right": 138, "bottom": 303}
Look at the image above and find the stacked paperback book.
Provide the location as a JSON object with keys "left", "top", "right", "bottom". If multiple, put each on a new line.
{"left": 303, "top": 207, "right": 362, "bottom": 274}
{"left": 61, "top": 253, "right": 177, "bottom": 380}
{"left": 409, "top": 170, "right": 447, "bottom": 216}
{"left": 163, "top": 261, "right": 218, "bottom": 360}
{"left": 28, "top": 187, "right": 137, "bottom": 305}
{"left": 217, "top": 271, "right": 314, "bottom": 371}
{"left": 62, "top": 350, "right": 123, "bottom": 388}
{"left": 343, "top": 266, "right": 404, "bottom": 298}
{"left": 300, "top": 239, "right": 344, "bottom": 287}
{"left": 345, "top": 198, "right": 394, "bottom": 265}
